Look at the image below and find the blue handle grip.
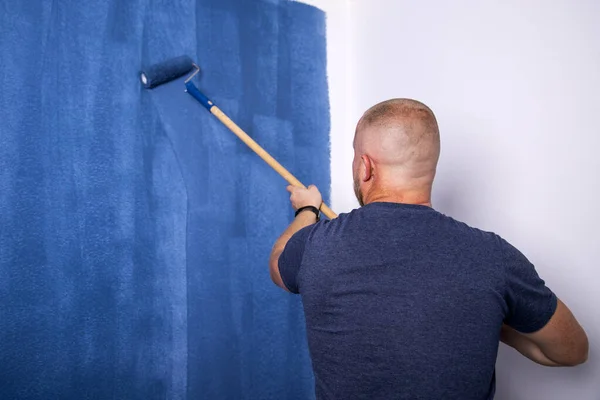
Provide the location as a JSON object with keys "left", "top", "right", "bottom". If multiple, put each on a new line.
{"left": 185, "top": 81, "right": 214, "bottom": 111}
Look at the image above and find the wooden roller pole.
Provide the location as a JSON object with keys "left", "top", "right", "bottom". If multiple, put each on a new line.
{"left": 210, "top": 106, "right": 337, "bottom": 220}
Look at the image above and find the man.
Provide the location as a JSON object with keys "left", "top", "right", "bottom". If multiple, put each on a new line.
{"left": 269, "top": 98, "right": 588, "bottom": 399}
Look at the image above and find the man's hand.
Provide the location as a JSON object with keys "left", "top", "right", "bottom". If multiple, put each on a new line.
{"left": 286, "top": 184, "right": 322, "bottom": 210}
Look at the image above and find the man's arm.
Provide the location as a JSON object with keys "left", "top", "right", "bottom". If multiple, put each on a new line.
{"left": 500, "top": 239, "right": 589, "bottom": 367}
{"left": 501, "top": 299, "right": 588, "bottom": 367}
{"left": 269, "top": 211, "right": 317, "bottom": 290}
{"left": 269, "top": 185, "right": 322, "bottom": 291}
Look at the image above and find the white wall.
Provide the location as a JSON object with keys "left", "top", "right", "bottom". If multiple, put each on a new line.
{"left": 305, "top": 0, "right": 600, "bottom": 399}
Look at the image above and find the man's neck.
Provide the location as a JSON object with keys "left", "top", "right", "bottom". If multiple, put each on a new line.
{"left": 363, "top": 188, "right": 432, "bottom": 208}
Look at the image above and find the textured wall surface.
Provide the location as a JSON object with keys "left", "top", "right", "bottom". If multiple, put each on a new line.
{"left": 0, "top": 0, "right": 330, "bottom": 399}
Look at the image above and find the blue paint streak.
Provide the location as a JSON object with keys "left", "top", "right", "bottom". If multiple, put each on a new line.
{"left": 0, "top": 0, "right": 329, "bottom": 399}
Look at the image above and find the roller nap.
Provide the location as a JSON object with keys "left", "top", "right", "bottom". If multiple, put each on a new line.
{"left": 140, "top": 55, "right": 195, "bottom": 89}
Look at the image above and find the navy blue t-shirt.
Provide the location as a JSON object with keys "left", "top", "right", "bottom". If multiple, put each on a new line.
{"left": 278, "top": 202, "right": 557, "bottom": 400}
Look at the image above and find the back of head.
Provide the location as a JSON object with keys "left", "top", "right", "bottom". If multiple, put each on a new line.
{"left": 353, "top": 98, "right": 441, "bottom": 205}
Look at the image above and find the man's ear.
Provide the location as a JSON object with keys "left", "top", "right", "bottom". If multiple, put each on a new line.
{"left": 361, "top": 155, "right": 373, "bottom": 182}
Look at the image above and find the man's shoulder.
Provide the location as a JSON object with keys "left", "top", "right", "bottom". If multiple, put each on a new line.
{"left": 436, "top": 213, "right": 527, "bottom": 268}
{"left": 311, "top": 204, "right": 513, "bottom": 252}
{"left": 422, "top": 208, "right": 499, "bottom": 239}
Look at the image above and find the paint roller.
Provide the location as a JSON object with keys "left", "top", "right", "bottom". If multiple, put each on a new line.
{"left": 140, "top": 55, "right": 337, "bottom": 219}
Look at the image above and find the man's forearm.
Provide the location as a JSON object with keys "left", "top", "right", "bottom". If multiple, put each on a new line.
{"left": 268, "top": 211, "right": 318, "bottom": 289}
{"left": 270, "top": 185, "right": 322, "bottom": 290}
{"left": 272, "top": 211, "right": 318, "bottom": 255}
{"left": 500, "top": 324, "right": 561, "bottom": 367}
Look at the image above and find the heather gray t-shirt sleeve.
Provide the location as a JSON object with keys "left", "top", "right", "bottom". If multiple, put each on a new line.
{"left": 278, "top": 225, "right": 313, "bottom": 294}
{"left": 501, "top": 240, "right": 558, "bottom": 333}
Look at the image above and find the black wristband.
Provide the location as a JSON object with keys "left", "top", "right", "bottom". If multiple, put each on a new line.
{"left": 295, "top": 205, "right": 320, "bottom": 220}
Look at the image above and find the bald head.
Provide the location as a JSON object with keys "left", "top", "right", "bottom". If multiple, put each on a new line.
{"left": 352, "top": 98, "right": 441, "bottom": 206}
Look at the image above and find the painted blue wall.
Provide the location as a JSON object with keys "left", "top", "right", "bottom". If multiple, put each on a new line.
{"left": 0, "top": 0, "right": 330, "bottom": 399}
